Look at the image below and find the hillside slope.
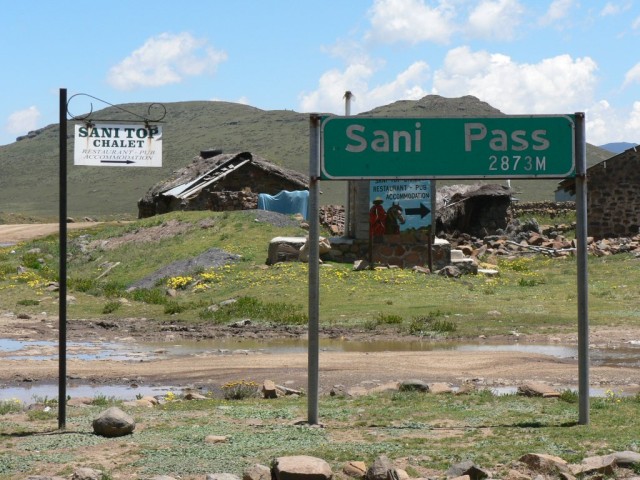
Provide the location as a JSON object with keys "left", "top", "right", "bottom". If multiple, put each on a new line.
{"left": 0, "top": 96, "right": 613, "bottom": 218}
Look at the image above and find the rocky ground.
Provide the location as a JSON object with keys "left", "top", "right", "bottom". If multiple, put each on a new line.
{"left": 2, "top": 217, "right": 640, "bottom": 480}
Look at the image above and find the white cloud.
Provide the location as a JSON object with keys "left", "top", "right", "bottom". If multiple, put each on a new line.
{"left": 628, "top": 102, "right": 640, "bottom": 137}
{"left": 633, "top": 15, "right": 640, "bottom": 29}
{"left": 623, "top": 62, "right": 640, "bottom": 87}
{"left": 299, "top": 61, "right": 430, "bottom": 114}
{"left": 539, "top": 0, "right": 574, "bottom": 26}
{"left": 432, "top": 46, "right": 598, "bottom": 114}
{"left": 366, "top": 61, "right": 431, "bottom": 108}
{"left": 366, "top": 0, "right": 457, "bottom": 45}
{"left": 466, "top": 0, "right": 525, "bottom": 40}
{"left": 299, "top": 63, "right": 376, "bottom": 114}
{"left": 5, "top": 106, "right": 41, "bottom": 136}
{"left": 600, "top": 1, "right": 631, "bottom": 16}
{"left": 107, "top": 33, "right": 227, "bottom": 90}
{"left": 585, "top": 100, "right": 640, "bottom": 144}
{"left": 600, "top": 2, "right": 618, "bottom": 16}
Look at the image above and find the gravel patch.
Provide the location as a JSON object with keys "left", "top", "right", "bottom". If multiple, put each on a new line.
{"left": 244, "top": 209, "right": 303, "bottom": 228}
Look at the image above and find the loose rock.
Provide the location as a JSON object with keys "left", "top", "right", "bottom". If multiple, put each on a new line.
{"left": 343, "top": 461, "right": 367, "bottom": 478}
{"left": 243, "top": 464, "right": 271, "bottom": 480}
{"left": 92, "top": 407, "right": 135, "bottom": 437}
{"left": 517, "top": 382, "right": 560, "bottom": 398}
{"left": 206, "top": 474, "right": 241, "bottom": 480}
{"left": 398, "top": 379, "right": 430, "bottom": 392}
{"left": 519, "top": 453, "right": 570, "bottom": 475}
{"left": 366, "top": 455, "right": 396, "bottom": 480}
{"left": 446, "top": 460, "right": 489, "bottom": 480}
{"left": 273, "top": 455, "right": 333, "bottom": 480}
{"left": 71, "top": 467, "right": 103, "bottom": 480}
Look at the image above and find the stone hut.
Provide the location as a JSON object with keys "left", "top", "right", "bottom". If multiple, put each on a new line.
{"left": 435, "top": 184, "right": 512, "bottom": 237}
{"left": 137, "top": 150, "right": 308, "bottom": 218}
{"left": 557, "top": 147, "right": 640, "bottom": 238}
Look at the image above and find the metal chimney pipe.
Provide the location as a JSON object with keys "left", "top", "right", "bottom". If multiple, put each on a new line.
{"left": 343, "top": 91, "right": 354, "bottom": 237}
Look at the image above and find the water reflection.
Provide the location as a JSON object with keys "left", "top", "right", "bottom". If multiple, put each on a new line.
{"left": 0, "top": 383, "right": 179, "bottom": 403}
{"left": 0, "top": 338, "right": 155, "bottom": 361}
{"left": 2, "top": 336, "right": 640, "bottom": 367}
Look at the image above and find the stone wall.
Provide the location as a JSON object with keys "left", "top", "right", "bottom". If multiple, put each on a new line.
{"left": 326, "top": 237, "right": 451, "bottom": 270}
{"left": 142, "top": 191, "right": 258, "bottom": 216}
{"left": 586, "top": 149, "right": 640, "bottom": 238}
{"left": 510, "top": 201, "right": 575, "bottom": 219}
{"left": 319, "top": 205, "right": 345, "bottom": 236}
{"left": 207, "top": 191, "right": 258, "bottom": 211}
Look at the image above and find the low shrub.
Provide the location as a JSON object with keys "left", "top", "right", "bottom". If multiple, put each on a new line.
{"left": 17, "top": 299, "right": 40, "bottom": 306}
{"left": 102, "top": 301, "right": 121, "bottom": 314}
{"left": 128, "top": 288, "right": 167, "bottom": 305}
{"left": 409, "top": 311, "right": 456, "bottom": 336}
{"left": 376, "top": 313, "right": 403, "bottom": 325}
{"left": 199, "top": 296, "right": 307, "bottom": 325}
{"left": 222, "top": 380, "right": 259, "bottom": 400}
{"left": 164, "top": 301, "right": 188, "bottom": 315}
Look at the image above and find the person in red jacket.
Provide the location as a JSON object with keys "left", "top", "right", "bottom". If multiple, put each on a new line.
{"left": 369, "top": 197, "right": 387, "bottom": 242}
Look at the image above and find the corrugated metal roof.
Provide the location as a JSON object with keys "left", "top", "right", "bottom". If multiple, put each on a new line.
{"left": 161, "top": 156, "right": 251, "bottom": 199}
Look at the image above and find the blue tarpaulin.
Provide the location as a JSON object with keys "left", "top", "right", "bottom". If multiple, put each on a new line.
{"left": 257, "top": 190, "right": 309, "bottom": 220}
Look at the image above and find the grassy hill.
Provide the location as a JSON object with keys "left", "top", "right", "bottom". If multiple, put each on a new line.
{"left": 0, "top": 96, "right": 614, "bottom": 220}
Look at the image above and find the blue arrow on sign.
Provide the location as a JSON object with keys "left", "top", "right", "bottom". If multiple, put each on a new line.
{"left": 404, "top": 203, "right": 431, "bottom": 218}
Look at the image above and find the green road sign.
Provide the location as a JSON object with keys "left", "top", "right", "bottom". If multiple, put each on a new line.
{"left": 321, "top": 115, "right": 575, "bottom": 180}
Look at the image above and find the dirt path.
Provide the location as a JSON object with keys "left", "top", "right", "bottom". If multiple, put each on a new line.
{"left": 0, "top": 222, "right": 102, "bottom": 243}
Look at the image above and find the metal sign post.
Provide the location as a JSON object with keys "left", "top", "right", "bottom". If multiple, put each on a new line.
{"left": 309, "top": 112, "right": 589, "bottom": 425}
{"left": 307, "top": 114, "right": 321, "bottom": 425}
{"left": 574, "top": 113, "right": 589, "bottom": 425}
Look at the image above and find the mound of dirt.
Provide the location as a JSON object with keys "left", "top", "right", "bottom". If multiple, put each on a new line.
{"left": 127, "top": 248, "right": 240, "bottom": 290}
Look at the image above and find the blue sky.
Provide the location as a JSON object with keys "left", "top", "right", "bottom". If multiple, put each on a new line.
{"left": 1, "top": 0, "right": 638, "bottom": 147}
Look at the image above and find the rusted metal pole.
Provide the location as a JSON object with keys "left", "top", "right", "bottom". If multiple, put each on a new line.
{"left": 58, "top": 88, "right": 68, "bottom": 430}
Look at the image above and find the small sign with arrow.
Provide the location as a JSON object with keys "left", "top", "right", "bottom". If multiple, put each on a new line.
{"left": 100, "top": 159, "right": 137, "bottom": 165}
{"left": 73, "top": 123, "right": 163, "bottom": 167}
{"left": 369, "top": 179, "right": 432, "bottom": 231}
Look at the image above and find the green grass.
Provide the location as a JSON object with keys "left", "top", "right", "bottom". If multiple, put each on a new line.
{"left": 1, "top": 210, "right": 640, "bottom": 337}
{"left": 1, "top": 391, "right": 639, "bottom": 478}
{"left": 199, "top": 296, "right": 308, "bottom": 325}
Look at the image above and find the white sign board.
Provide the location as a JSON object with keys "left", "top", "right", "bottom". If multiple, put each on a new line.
{"left": 74, "top": 123, "right": 162, "bottom": 167}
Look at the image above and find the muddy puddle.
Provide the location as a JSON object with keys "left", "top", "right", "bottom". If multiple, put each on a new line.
{"left": 124, "top": 336, "right": 640, "bottom": 369}
{"left": 3, "top": 335, "right": 640, "bottom": 366}
{"left": 2, "top": 336, "right": 639, "bottom": 402}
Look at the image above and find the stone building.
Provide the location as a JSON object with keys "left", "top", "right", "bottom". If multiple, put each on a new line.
{"left": 557, "top": 147, "right": 640, "bottom": 238}
{"left": 137, "top": 150, "right": 308, "bottom": 218}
